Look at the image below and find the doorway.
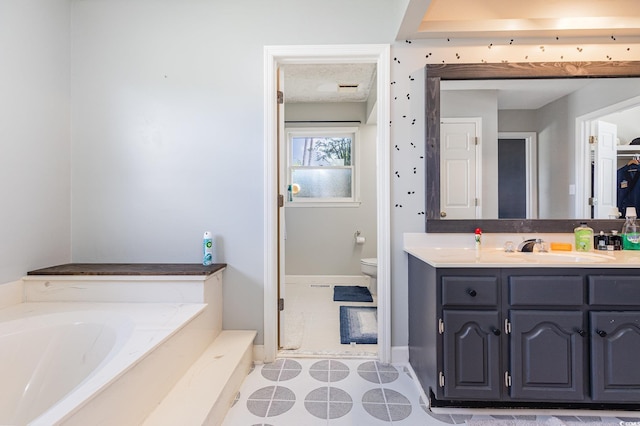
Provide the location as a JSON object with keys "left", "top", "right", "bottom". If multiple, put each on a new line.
{"left": 575, "top": 97, "right": 640, "bottom": 219}
{"left": 263, "top": 45, "right": 391, "bottom": 363}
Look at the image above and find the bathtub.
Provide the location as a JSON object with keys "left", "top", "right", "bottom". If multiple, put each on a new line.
{"left": 0, "top": 302, "right": 207, "bottom": 426}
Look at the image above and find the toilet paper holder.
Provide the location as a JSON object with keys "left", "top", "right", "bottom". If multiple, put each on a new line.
{"left": 354, "top": 230, "right": 366, "bottom": 244}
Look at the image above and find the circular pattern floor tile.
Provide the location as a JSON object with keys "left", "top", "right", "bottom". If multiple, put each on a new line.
{"left": 309, "top": 360, "right": 350, "bottom": 382}
{"left": 362, "top": 388, "right": 411, "bottom": 421}
{"left": 246, "top": 386, "right": 295, "bottom": 417}
{"left": 260, "top": 358, "right": 302, "bottom": 381}
{"left": 357, "top": 361, "right": 399, "bottom": 384}
{"left": 304, "top": 386, "right": 353, "bottom": 419}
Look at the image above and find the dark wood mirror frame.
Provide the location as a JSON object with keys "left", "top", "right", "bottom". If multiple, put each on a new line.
{"left": 425, "top": 61, "right": 640, "bottom": 233}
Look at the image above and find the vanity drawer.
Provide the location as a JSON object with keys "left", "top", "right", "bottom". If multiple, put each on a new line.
{"left": 589, "top": 276, "right": 640, "bottom": 306}
{"left": 509, "top": 276, "right": 584, "bottom": 306}
{"left": 442, "top": 276, "right": 498, "bottom": 306}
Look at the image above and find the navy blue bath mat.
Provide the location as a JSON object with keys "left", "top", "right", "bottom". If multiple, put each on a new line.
{"left": 339, "top": 306, "right": 377, "bottom": 344}
{"left": 333, "top": 285, "right": 373, "bottom": 302}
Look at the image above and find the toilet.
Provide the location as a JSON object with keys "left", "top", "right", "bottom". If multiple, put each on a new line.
{"left": 360, "top": 258, "right": 377, "bottom": 296}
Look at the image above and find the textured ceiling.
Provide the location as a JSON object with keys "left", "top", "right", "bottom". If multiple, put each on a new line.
{"left": 282, "top": 63, "right": 376, "bottom": 103}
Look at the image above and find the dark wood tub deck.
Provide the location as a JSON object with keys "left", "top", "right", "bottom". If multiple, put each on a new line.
{"left": 27, "top": 263, "right": 226, "bottom": 276}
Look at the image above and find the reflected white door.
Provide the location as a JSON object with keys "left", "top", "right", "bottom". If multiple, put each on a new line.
{"left": 592, "top": 120, "right": 617, "bottom": 219}
{"left": 440, "top": 118, "right": 480, "bottom": 219}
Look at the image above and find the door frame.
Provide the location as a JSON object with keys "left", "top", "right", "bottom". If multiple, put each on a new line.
{"left": 498, "top": 132, "right": 538, "bottom": 219}
{"left": 263, "top": 44, "right": 391, "bottom": 363}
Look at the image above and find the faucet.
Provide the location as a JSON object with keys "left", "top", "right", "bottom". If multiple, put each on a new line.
{"left": 518, "top": 238, "right": 546, "bottom": 252}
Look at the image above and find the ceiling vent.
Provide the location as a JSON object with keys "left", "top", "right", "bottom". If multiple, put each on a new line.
{"left": 338, "top": 84, "right": 359, "bottom": 93}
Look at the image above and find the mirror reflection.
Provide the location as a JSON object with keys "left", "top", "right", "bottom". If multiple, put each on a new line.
{"left": 439, "top": 77, "right": 640, "bottom": 220}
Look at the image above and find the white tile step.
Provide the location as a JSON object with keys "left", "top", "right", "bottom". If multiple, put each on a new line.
{"left": 142, "top": 330, "right": 256, "bottom": 426}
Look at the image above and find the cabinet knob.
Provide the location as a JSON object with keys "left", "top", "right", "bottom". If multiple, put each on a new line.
{"left": 491, "top": 327, "right": 501, "bottom": 336}
{"left": 466, "top": 288, "right": 477, "bottom": 297}
{"left": 574, "top": 328, "right": 587, "bottom": 337}
{"left": 597, "top": 329, "right": 607, "bottom": 337}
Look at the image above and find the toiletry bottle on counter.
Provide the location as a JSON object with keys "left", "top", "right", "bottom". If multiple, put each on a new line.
{"left": 203, "top": 231, "right": 213, "bottom": 265}
{"left": 594, "top": 231, "right": 608, "bottom": 251}
{"left": 574, "top": 222, "right": 593, "bottom": 252}
{"left": 622, "top": 207, "right": 640, "bottom": 250}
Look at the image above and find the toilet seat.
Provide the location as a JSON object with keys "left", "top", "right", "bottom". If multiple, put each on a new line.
{"left": 360, "top": 258, "right": 377, "bottom": 267}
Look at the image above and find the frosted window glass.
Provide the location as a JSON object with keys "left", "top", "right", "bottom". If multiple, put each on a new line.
{"left": 291, "top": 169, "right": 352, "bottom": 198}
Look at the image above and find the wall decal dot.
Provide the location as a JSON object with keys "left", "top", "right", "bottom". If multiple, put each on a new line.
{"left": 612, "top": 35, "right": 617, "bottom": 41}
{"left": 402, "top": 115, "right": 407, "bottom": 118}
{"left": 395, "top": 145, "right": 400, "bottom": 151}
{"left": 556, "top": 36, "right": 559, "bottom": 40}
{"left": 628, "top": 47, "right": 631, "bottom": 51}
{"left": 447, "top": 38, "right": 450, "bottom": 42}
{"left": 408, "top": 191, "right": 415, "bottom": 195}
{"left": 406, "top": 94, "right": 410, "bottom": 99}
{"left": 509, "top": 39, "right": 514, "bottom": 45}
{"left": 577, "top": 47, "right": 583, "bottom": 52}
{"left": 395, "top": 204, "right": 403, "bottom": 208}
{"left": 418, "top": 211, "right": 425, "bottom": 215}
{"left": 395, "top": 171, "right": 400, "bottom": 178}
{"left": 488, "top": 43, "right": 492, "bottom": 49}
{"left": 405, "top": 39, "right": 412, "bottom": 44}
{"left": 413, "top": 167, "right": 417, "bottom": 174}
{"left": 409, "top": 75, "right": 414, "bottom": 81}
{"left": 420, "top": 155, "right": 424, "bottom": 159}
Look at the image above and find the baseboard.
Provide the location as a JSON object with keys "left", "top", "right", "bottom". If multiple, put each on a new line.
{"left": 391, "top": 346, "right": 409, "bottom": 364}
{"left": 252, "top": 344, "right": 265, "bottom": 363}
{"left": 285, "top": 275, "right": 368, "bottom": 286}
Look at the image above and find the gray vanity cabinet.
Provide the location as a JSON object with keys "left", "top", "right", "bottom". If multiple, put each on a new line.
{"left": 441, "top": 276, "right": 501, "bottom": 400}
{"left": 507, "top": 275, "right": 586, "bottom": 401}
{"left": 408, "top": 255, "right": 640, "bottom": 408}
{"left": 588, "top": 276, "right": 640, "bottom": 402}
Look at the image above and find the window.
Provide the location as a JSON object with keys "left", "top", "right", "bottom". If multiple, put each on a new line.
{"left": 286, "top": 127, "right": 359, "bottom": 206}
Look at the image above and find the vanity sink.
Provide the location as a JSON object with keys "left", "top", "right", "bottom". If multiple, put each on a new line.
{"left": 510, "top": 251, "right": 614, "bottom": 263}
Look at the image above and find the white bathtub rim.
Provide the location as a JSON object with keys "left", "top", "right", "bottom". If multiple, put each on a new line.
{"left": 0, "top": 302, "right": 206, "bottom": 426}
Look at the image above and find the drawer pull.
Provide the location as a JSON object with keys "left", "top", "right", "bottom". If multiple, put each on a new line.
{"left": 597, "top": 329, "right": 608, "bottom": 337}
{"left": 466, "top": 288, "right": 477, "bottom": 297}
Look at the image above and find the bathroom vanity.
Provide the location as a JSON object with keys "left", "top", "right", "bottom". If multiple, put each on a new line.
{"left": 406, "top": 247, "right": 640, "bottom": 410}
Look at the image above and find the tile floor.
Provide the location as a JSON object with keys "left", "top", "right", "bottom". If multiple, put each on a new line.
{"left": 227, "top": 283, "right": 640, "bottom": 425}
{"left": 279, "top": 282, "right": 377, "bottom": 357}
{"left": 222, "top": 358, "right": 640, "bottom": 425}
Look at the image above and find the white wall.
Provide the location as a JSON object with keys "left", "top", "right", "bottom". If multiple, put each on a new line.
{"left": 0, "top": 0, "right": 72, "bottom": 284}
{"left": 69, "top": 0, "right": 406, "bottom": 344}
{"left": 284, "top": 102, "right": 377, "bottom": 276}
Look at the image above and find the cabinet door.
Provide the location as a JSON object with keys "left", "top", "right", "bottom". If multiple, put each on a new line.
{"left": 442, "top": 310, "right": 501, "bottom": 400}
{"left": 591, "top": 311, "right": 640, "bottom": 402}
{"left": 509, "top": 310, "right": 586, "bottom": 401}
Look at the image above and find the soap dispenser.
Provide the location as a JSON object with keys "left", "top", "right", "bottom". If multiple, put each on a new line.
{"left": 574, "top": 222, "right": 593, "bottom": 252}
{"left": 622, "top": 207, "right": 640, "bottom": 250}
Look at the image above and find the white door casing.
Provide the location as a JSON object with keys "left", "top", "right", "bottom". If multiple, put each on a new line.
{"left": 263, "top": 45, "right": 391, "bottom": 363}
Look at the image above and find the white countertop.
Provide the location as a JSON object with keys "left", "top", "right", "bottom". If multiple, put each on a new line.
{"left": 405, "top": 246, "right": 640, "bottom": 268}
{"left": 404, "top": 233, "right": 640, "bottom": 268}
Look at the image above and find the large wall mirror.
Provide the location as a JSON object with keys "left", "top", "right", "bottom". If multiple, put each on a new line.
{"left": 426, "top": 61, "right": 640, "bottom": 233}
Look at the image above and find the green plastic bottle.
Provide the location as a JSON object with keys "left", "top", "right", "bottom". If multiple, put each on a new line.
{"left": 574, "top": 222, "right": 593, "bottom": 252}
{"left": 622, "top": 207, "right": 640, "bottom": 250}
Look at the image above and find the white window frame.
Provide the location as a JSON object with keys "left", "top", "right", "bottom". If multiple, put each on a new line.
{"left": 285, "top": 127, "right": 360, "bottom": 207}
